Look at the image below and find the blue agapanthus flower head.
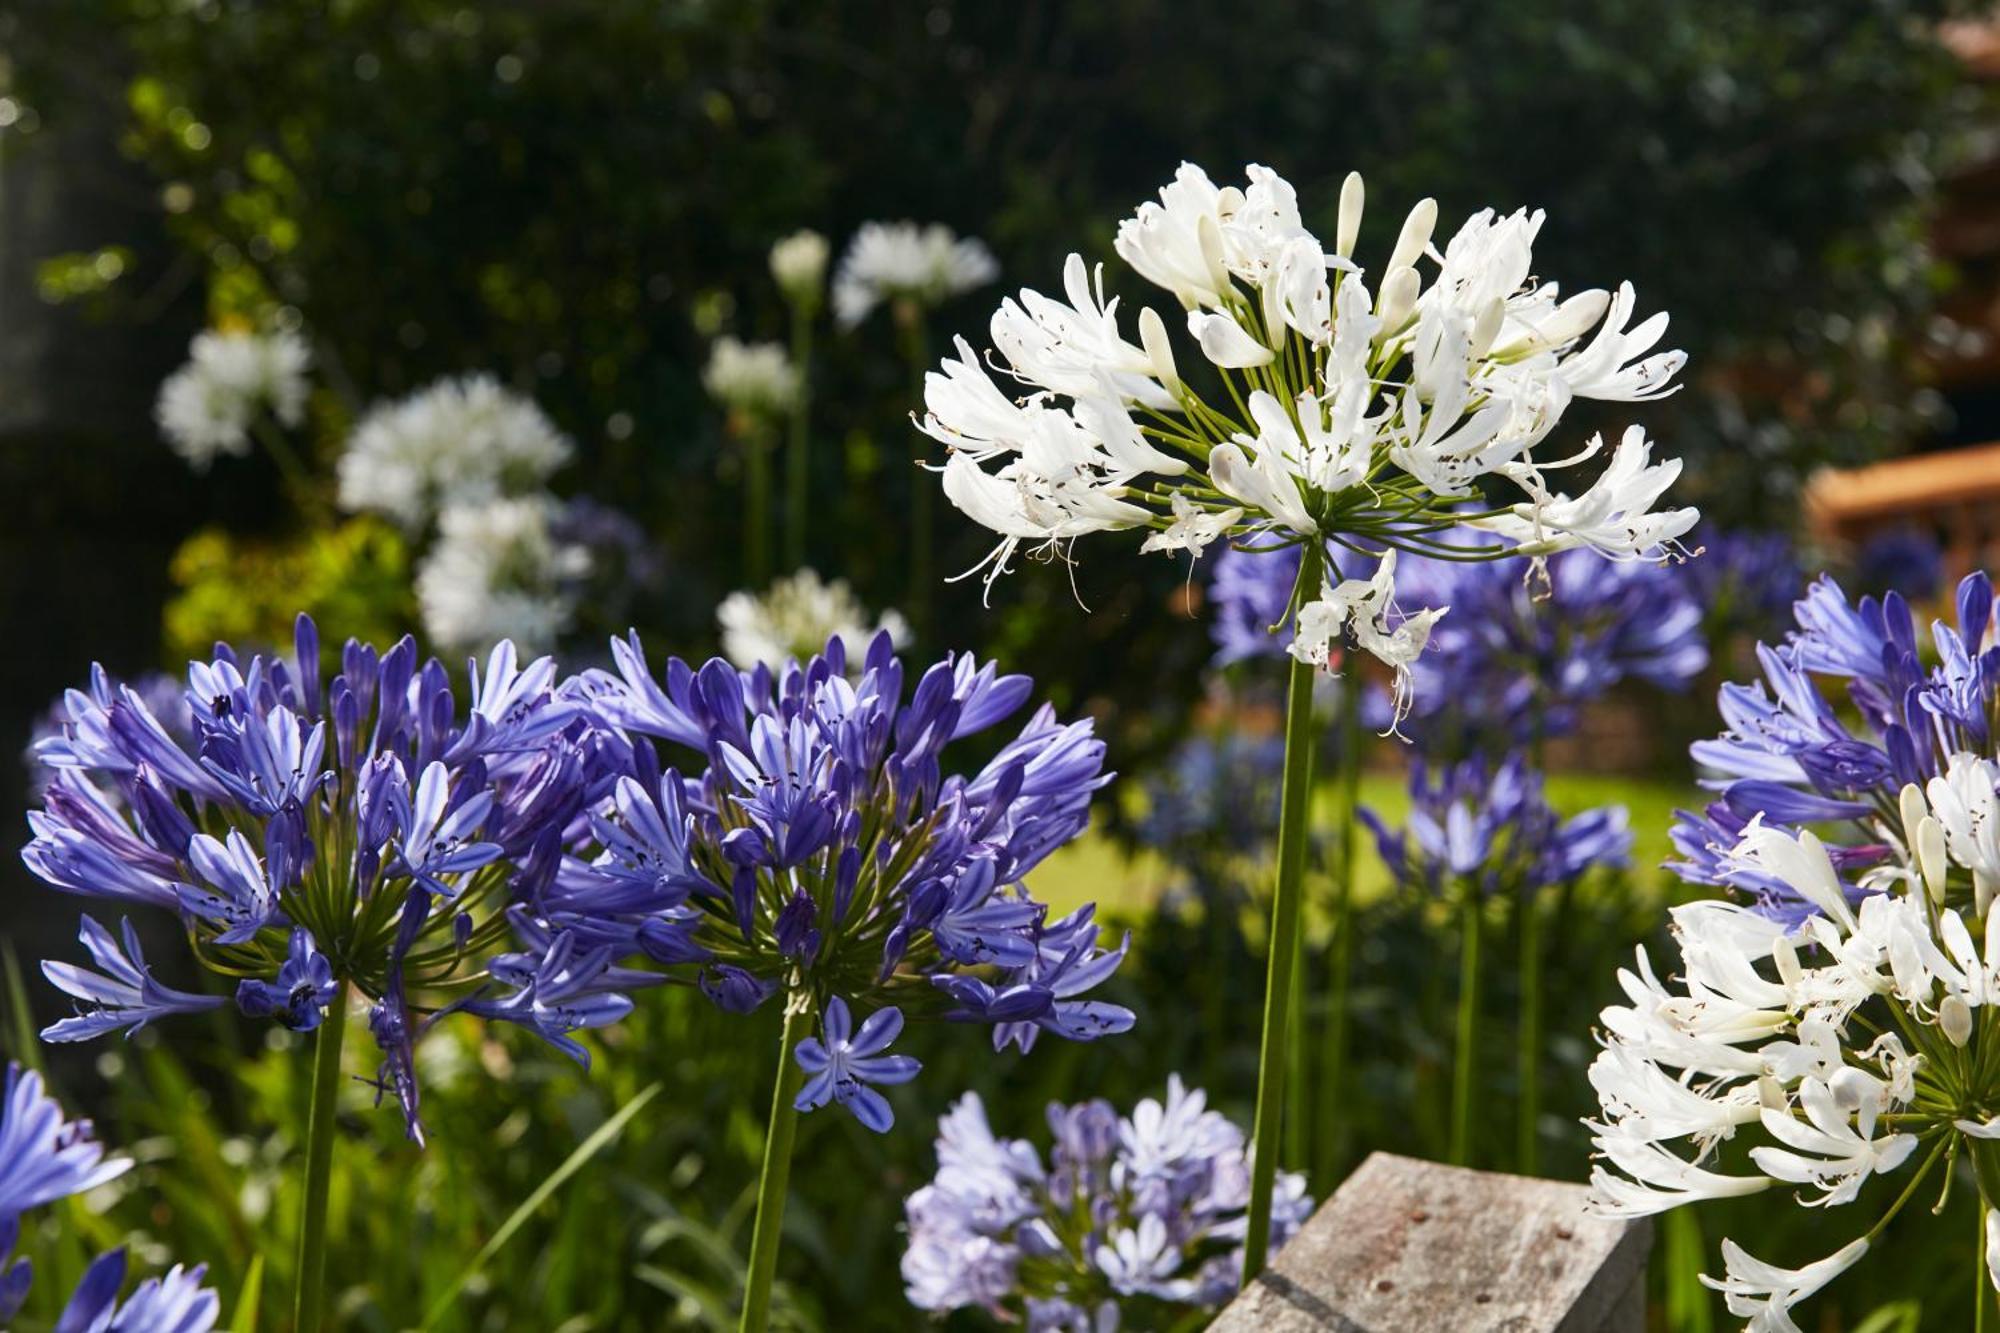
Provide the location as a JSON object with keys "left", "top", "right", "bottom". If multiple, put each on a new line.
{"left": 1676, "top": 570, "right": 2000, "bottom": 922}
{"left": 1362, "top": 752, "right": 1632, "bottom": 898}
{"left": 22, "top": 616, "right": 626, "bottom": 1144}
{"left": 1853, "top": 525, "right": 1944, "bottom": 603}
{"left": 562, "top": 629, "right": 1132, "bottom": 1131}
{"left": 902, "top": 1078, "right": 1311, "bottom": 1327}
{"left": 0, "top": 1061, "right": 220, "bottom": 1331}
{"left": 1683, "top": 524, "right": 1801, "bottom": 645}
{"left": 1206, "top": 541, "right": 1303, "bottom": 666}
{"left": 1383, "top": 541, "right": 1707, "bottom": 751}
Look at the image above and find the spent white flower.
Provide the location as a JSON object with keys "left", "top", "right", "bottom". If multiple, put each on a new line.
{"left": 1701, "top": 1239, "right": 1868, "bottom": 1333}
{"left": 716, "top": 568, "right": 910, "bottom": 670}
{"left": 415, "top": 496, "right": 588, "bottom": 655}
{"left": 920, "top": 161, "right": 1694, "bottom": 720}
{"left": 834, "top": 221, "right": 998, "bottom": 328}
{"left": 702, "top": 336, "right": 802, "bottom": 419}
{"left": 338, "top": 375, "right": 572, "bottom": 530}
{"left": 155, "top": 329, "right": 311, "bottom": 470}
{"left": 769, "top": 229, "right": 830, "bottom": 307}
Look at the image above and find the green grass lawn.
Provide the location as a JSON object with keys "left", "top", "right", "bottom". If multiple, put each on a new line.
{"left": 1034, "top": 769, "right": 1703, "bottom": 921}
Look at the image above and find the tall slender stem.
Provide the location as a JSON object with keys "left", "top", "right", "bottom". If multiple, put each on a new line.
{"left": 785, "top": 304, "right": 814, "bottom": 571}
{"left": 745, "top": 424, "right": 773, "bottom": 587}
{"left": 1319, "top": 668, "right": 1361, "bottom": 1187}
{"left": 252, "top": 418, "right": 327, "bottom": 525}
{"left": 293, "top": 983, "right": 350, "bottom": 1333}
{"left": 1517, "top": 882, "right": 1543, "bottom": 1175}
{"left": 739, "top": 1001, "right": 812, "bottom": 1333}
{"left": 1241, "top": 544, "right": 1323, "bottom": 1285}
{"left": 1981, "top": 1202, "right": 1992, "bottom": 1333}
{"left": 1451, "top": 884, "right": 1481, "bottom": 1167}
{"left": 897, "top": 308, "right": 932, "bottom": 639}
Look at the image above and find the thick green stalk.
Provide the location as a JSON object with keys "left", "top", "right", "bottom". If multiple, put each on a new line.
{"left": 785, "top": 304, "right": 814, "bottom": 570}
{"left": 739, "top": 1002, "right": 813, "bottom": 1333}
{"left": 293, "top": 984, "right": 350, "bottom": 1333}
{"left": 1517, "top": 883, "right": 1543, "bottom": 1175}
{"left": 1318, "top": 669, "right": 1361, "bottom": 1187}
{"left": 1241, "top": 545, "right": 1324, "bottom": 1286}
{"left": 1450, "top": 885, "right": 1481, "bottom": 1167}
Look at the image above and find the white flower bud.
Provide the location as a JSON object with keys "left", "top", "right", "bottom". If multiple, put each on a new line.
{"left": 1187, "top": 311, "right": 1274, "bottom": 369}
{"left": 1386, "top": 197, "right": 1437, "bottom": 275}
{"left": 1943, "top": 994, "right": 1975, "bottom": 1048}
{"left": 1773, "top": 933, "right": 1802, "bottom": 991}
{"left": 1336, "top": 171, "right": 1364, "bottom": 259}
{"left": 1138, "top": 307, "right": 1180, "bottom": 391}
{"left": 1918, "top": 815, "right": 1948, "bottom": 904}
{"left": 1898, "top": 782, "right": 1927, "bottom": 847}
{"left": 1469, "top": 297, "right": 1506, "bottom": 360}
{"left": 769, "top": 229, "right": 830, "bottom": 305}
{"left": 1375, "top": 267, "right": 1420, "bottom": 334}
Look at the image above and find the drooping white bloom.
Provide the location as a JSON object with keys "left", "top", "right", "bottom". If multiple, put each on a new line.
{"left": 769, "top": 229, "right": 830, "bottom": 306}
{"left": 717, "top": 568, "right": 910, "bottom": 670}
{"left": 833, "top": 221, "right": 998, "bottom": 328}
{"left": 155, "top": 329, "right": 311, "bottom": 470}
{"left": 702, "top": 336, "right": 802, "bottom": 419}
{"left": 922, "top": 161, "right": 1693, "bottom": 718}
{"left": 1285, "top": 551, "right": 1445, "bottom": 730}
{"left": 415, "top": 496, "right": 588, "bottom": 654}
{"left": 1701, "top": 1239, "right": 1868, "bottom": 1333}
{"left": 337, "top": 374, "right": 572, "bottom": 530}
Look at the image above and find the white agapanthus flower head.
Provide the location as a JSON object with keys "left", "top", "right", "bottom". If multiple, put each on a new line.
{"left": 337, "top": 374, "right": 573, "bottom": 531}
{"left": 770, "top": 229, "right": 831, "bottom": 308}
{"left": 1585, "top": 776, "right": 2000, "bottom": 1332}
{"left": 833, "top": 221, "right": 999, "bottom": 329}
{"left": 415, "top": 495, "right": 589, "bottom": 655}
{"left": 919, "top": 161, "right": 1696, "bottom": 722}
{"left": 717, "top": 568, "right": 910, "bottom": 670}
{"left": 702, "top": 336, "right": 802, "bottom": 420}
{"left": 155, "top": 328, "right": 311, "bottom": 470}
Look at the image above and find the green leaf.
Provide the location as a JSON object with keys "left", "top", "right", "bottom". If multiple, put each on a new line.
{"left": 230, "top": 1255, "right": 266, "bottom": 1333}
{"left": 418, "top": 1082, "right": 663, "bottom": 1331}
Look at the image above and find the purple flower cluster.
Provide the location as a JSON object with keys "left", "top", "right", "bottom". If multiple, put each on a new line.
{"left": 902, "top": 1078, "right": 1311, "bottom": 1329}
{"left": 1683, "top": 525, "right": 1800, "bottom": 646}
{"left": 551, "top": 628, "right": 1130, "bottom": 1131}
{"left": 1205, "top": 535, "right": 1711, "bottom": 753}
{"left": 23, "top": 617, "right": 619, "bottom": 1143}
{"left": 1674, "top": 571, "right": 1999, "bottom": 923}
{"left": 1362, "top": 753, "right": 1632, "bottom": 899}
{"left": 0, "top": 1062, "right": 219, "bottom": 1330}
{"left": 1384, "top": 544, "right": 1707, "bottom": 751}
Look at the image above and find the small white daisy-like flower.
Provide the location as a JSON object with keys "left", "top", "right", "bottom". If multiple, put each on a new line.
{"left": 155, "top": 329, "right": 311, "bottom": 470}
{"left": 717, "top": 568, "right": 909, "bottom": 670}
{"left": 833, "top": 221, "right": 998, "bottom": 328}
{"left": 337, "top": 374, "right": 572, "bottom": 530}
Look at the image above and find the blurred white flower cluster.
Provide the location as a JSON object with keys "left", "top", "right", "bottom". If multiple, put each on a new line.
{"left": 337, "top": 374, "right": 588, "bottom": 656}
{"left": 717, "top": 568, "right": 909, "bottom": 669}
{"left": 155, "top": 329, "right": 311, "bottom": 470}
{"left": 414, "top": 495, "right": 591, "bottom": 654}
{"left": 702, "top": 336, "right": 802, "bottom": 422}
{"left": 920, "top": 162, "right": 1695, "bottom": 721}
{"left": 834, "top": 221, "right": 998, "bottom": 328}
{"left": 1586, "top": 779, "right": 2000, "bottom": 1331}
{"left": 337, "top": 373, "right": 573, "bottom": 529}
{"left": 769, "top": 229, "right": 831, "bottom": 309}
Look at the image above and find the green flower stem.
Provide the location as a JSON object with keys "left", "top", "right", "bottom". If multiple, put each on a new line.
{"left": 252, "top": 418, "right": 327, "bottom": 525}
{"left": 293, "top": 983, "right": 350, "bottom": 1333}
{"left": 1451, "top": 884, "right": 1481, "bottom": 1167}
{"left": 897, "top": 309, "right": 932, "bottom": 639}
{"left": 1241, "top": 543, "right": 1324, "bottom": 1286}
{"left": 1317, "top": 669, "right": 1362, "bottom": 1188}
{"left": 1980, "top": 1203, "right": 1990, "bottom": 1333}
{"left": 739, "top": 1000, "right": 813, "bottom": 1333}
{"left": 745, "top": 423, "right": 774, "bottom": 587}
{"left": 785, "top": 303, "right": 815, "bottom": 570}
{"left": 1517, "top": 883, "right": 1543, "bottom": 1175}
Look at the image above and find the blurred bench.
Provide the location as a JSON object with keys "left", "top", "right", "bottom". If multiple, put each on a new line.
{"left": 1211, "top": 1152, "right": 1650, "bottom": 1332}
